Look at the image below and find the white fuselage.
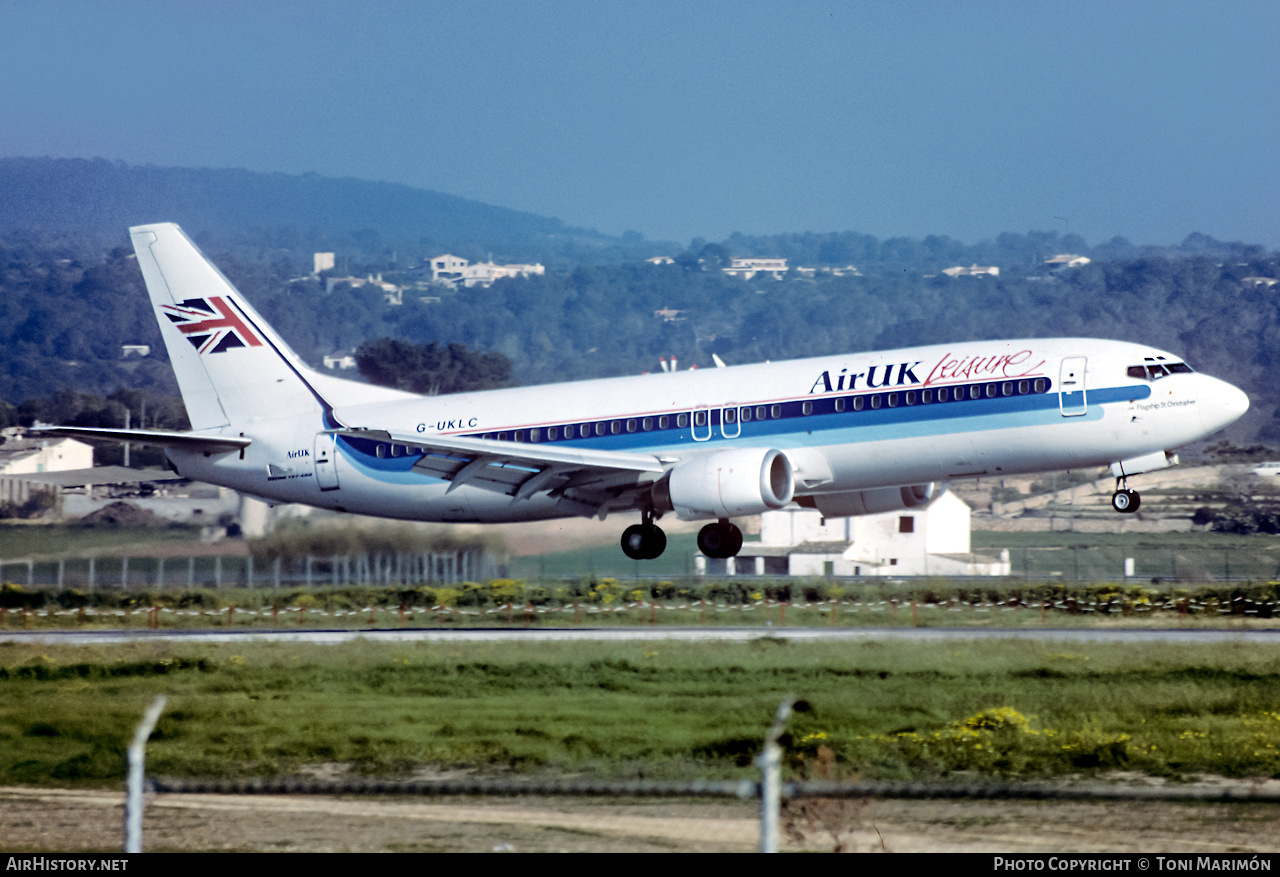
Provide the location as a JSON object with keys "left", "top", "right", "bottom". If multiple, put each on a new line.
{"left": 165, "top": 337, "right": 1249, "bottom": 524}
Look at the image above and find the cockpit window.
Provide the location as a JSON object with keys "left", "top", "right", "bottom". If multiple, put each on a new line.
{"left": 1127, "top": 362, "right": 1193, "bottom": 381}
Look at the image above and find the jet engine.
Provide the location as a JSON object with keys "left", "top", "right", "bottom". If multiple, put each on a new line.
{"left": 797, "top": 483, "right": 945, "bottom": 517}
{"left": 655, "top": 448, "right": 794, "bottom": 519}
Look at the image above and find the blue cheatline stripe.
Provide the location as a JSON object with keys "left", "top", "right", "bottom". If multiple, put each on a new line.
{"left": 332, "top": 381, "right": 1151, "bottom": 486}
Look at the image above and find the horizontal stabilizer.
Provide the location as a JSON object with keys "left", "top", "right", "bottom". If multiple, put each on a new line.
{"left": 19, "top": 466, "right": 185, "bottom": 487}
{"left": 30, "top": 426, "right": 251, "bottom": 452}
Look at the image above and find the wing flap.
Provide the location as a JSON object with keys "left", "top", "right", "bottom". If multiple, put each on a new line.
{"left": 332, "top": 428, "right": 666, "bottom": 502}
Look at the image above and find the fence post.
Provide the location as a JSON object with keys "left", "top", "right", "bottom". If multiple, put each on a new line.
{"left": 757, "top": 696, "right": 794, "bottom": 854}
{"left": 121, "top": 557, "right": 129, "bottom": 589}
{"left": 123, "top": 695, "right": 166, "bottom": 854}
{"left": 156, "top": 557, "right": 164, "bottom": 590}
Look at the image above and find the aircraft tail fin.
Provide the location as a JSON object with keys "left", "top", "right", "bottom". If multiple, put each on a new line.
{"left": 130, "top": 223, "right": 331, "bottom": 430}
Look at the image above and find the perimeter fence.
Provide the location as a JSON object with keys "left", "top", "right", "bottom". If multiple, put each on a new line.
{"left": 1, "top": 583, "right": 1277, "bottom": 629}
{"left": 118, "top": 697, "right": 1280, "bottom": 854}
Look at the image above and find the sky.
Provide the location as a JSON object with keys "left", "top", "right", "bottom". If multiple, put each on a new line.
{"left": 1, "top": 0, "right": 1276, "bottom": 248}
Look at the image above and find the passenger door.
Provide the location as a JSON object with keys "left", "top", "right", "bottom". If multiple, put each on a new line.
{"left": 1059, "top": 357, "right": 1087, "bottom": 416}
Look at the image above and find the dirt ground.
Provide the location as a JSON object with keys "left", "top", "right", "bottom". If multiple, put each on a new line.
{"left": 3, "top": 785, "right": 1279, "bottom": 853}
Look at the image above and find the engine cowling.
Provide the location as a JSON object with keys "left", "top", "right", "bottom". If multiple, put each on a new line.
{"left": 799, "top": 483, "right": 945, "bottom": 517}
{"left": 657, "top": 448, "right": 795, "bottom": 520}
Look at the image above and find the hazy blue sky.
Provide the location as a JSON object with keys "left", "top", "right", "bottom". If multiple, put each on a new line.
{"left": 2, "top": 0, "right": 1276, "bottom": 247}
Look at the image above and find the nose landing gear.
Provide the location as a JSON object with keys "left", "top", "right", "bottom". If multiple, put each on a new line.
{"left": 1111, "top": 476, "right": 1141, "bottom": 514}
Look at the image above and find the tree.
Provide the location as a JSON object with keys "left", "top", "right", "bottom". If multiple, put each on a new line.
{"left": 355, "top": 338, "right": 512, "bottom": 395}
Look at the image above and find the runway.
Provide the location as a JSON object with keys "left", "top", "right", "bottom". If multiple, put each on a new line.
{"left": 3, "top": 626, "right": 1280, "bottom": 646}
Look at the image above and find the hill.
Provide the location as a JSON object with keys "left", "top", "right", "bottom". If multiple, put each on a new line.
{"left": 0, "top": 157, "right": 667, "bottom": 265}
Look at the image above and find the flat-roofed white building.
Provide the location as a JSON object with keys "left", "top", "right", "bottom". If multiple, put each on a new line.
{"left": 723, "top": 257, "right": 788, "bottom": 280}
{"left": 942, "top": 264, "right": 1000, "bottom": 277}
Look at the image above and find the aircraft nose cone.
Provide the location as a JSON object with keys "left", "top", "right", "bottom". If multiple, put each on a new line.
{"left": 1202, "top": 380, "right": 1250, "bottom": 433}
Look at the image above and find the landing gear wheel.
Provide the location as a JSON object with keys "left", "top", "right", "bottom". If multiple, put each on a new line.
{"left": 697, "top": 520, "right": 744, "bottom": 558}
{"left": 621, "top": 524, "right": 667, "bottom": 559}
{"left": 1111, "top": 489, "right": 1141, "bottom": 514}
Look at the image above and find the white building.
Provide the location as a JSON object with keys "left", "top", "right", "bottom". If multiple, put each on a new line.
{"left": 430, "top": 254, "right": 469, "bottom": 282}
{"left": 723, "top": 258, "right": 788, "bottom": 280}
{"left": 0, "top": 434, "right": 93, "bottom": 507}
{"left": 1045, "top": 254, "right": 1091, "bottom": 269}
{"left": 429, "top": 255, "right": 545, "bottom": 287}
{"left": 699, "top": 492, "right": 1010, "bottom": 577}
{"left": 323, "top": 353, "right": 358, "bottom": 370}
{"left": 313, "top": 252, "right": 336, "bottom": 274}
{"left": 942, "top": 264, "right": 1000, "bottom": 277}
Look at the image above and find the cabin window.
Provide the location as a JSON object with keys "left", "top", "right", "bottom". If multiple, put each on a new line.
{"left": 937, "top": 387, "right": 949, "bottom": 402}
{"left": 770, "top": 404, "right": 782, "bottom": 419}
{"left": 756, "top": 406, "right": 767, "bottom": 420}
{"left": 547, "top": 426, "right": 558, "bottom": 440}
{"left": 887, "top": 393, "right": 898, "bottom": 407}
{"left": 1002, "top": 382, "right": 1013, "bottom": 396}
{"left": 677, "top": 413, "right": 689, "bottom": 428}
{"left": 626, "top": 419, "right": 636, "bottom": 433}
{"left": 375, "top": 444, "right": 386, "bottom": 458}
{"left": 497, "top": 432, "right": 508, "bottom": 441}
{"left": 610, "top": 421, "right": 621, "bottom": 434}
{"left": 904, "top": 391, "right": 916, "bottom": 405}
{"left": 741, "top": 407, "right": 753, "bottom": 422}
{"left": 922, "top": 389, "right": 933, "bottom": 404}
{"left": 694, "top": 410, "right": 708, "bottom": 427}
{"left": 834, "top": 398, "right": 846, "bottom": 413}
{"left": 1034, "top": 378, "right": 1047, "bottom": 393}
{"left": 985, "top": 384, "right": 996, "bottom": 398}
{"left": 659, "top": 415, "right": 669, "bottom": 429}
{"left": 870, "top": 395, "right": 882, "bottom": 409}
{"left": 1018, "top": 380, "right": 1029, "bottom": 395}
{"left": 852, "top": 396, "right": 864, "bottom": 411}
{"left": 511, "top": 431, "right": 523, "bottom": 442}
{"left": 595, "top": 422, "right": 606, "bottom": 436}
{"left": 529, "top": 429, "right": 540, "bottom": 442}
{"left": 802, "top": 401, "right": 813, "bottom": 415}
{"left": 970, "top": 385, "right": 982, "bottom": 400}
{"left": 390, "top": 444, "right": 402, "bottom": 457}
{"left": 562, "top": 425, "right": 574, "bottom": 439}
{"left": 724, "top": 408, "right": 737, "bottom": 423}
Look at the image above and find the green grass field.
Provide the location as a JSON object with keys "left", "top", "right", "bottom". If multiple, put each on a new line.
{"left": 2, "top": 637, "right": 1278, "bottom": 787}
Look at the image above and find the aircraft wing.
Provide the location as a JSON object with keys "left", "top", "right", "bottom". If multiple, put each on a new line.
{"left": 332, "top": 428, "right": 671, "bottom": 510}
{"left": 29, "top": 426, "right": 251, "bottom": 452}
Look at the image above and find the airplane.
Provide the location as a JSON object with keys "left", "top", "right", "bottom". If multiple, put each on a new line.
{"left": 39, "top": 222, "right": 1250, "bottom": 561}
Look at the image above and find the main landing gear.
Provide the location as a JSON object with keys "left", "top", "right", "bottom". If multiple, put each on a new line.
{"left": 1111, "top": 476, "right": 1141, "bottom": 514}
{"left": 697, "top": 518, "right": 744, "bottom": 559}
{"left": 621, "top": 509, "right": 667, "bottom": 559}
{"left": 620, "top": 514, "right": 745, "bottom": 560}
